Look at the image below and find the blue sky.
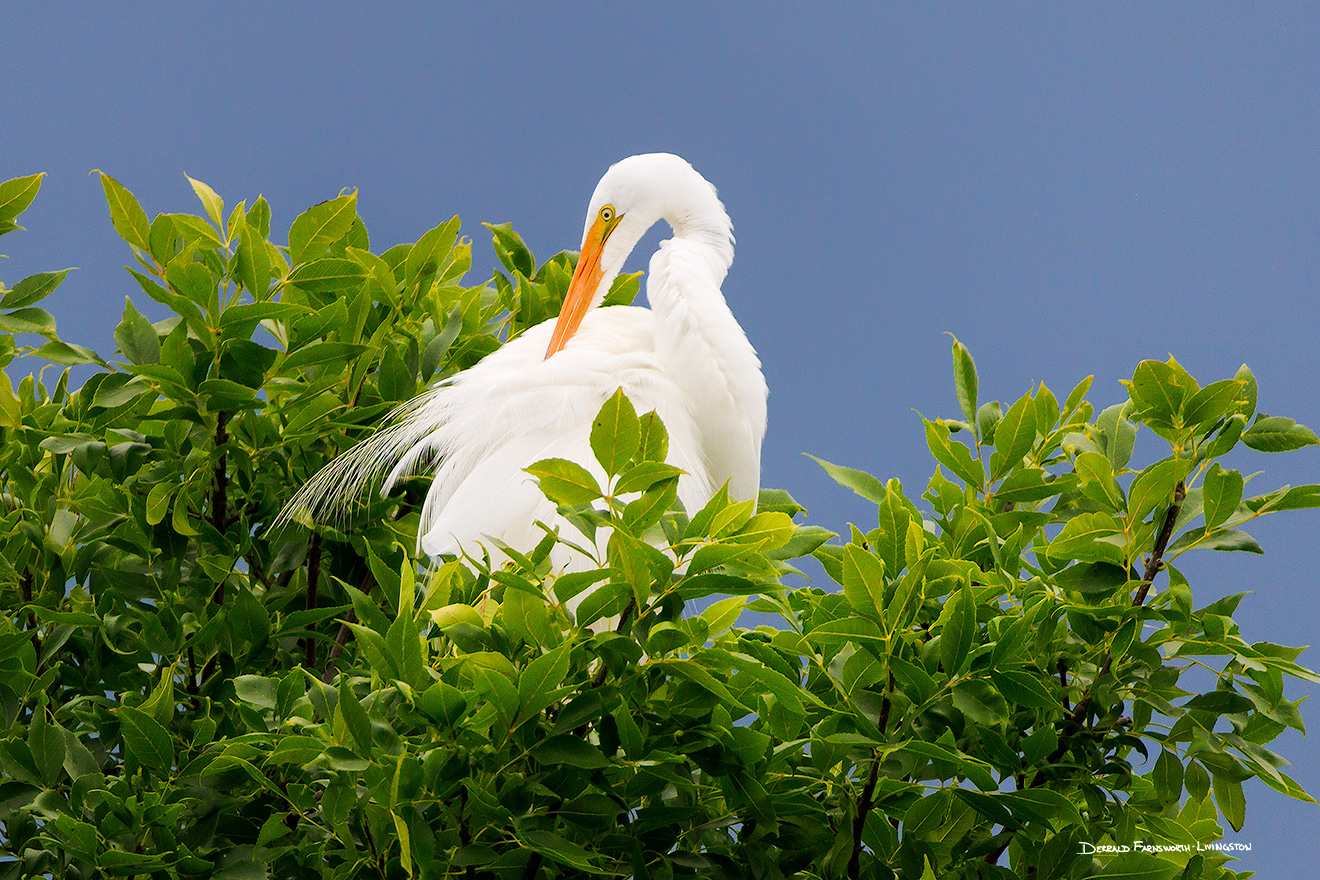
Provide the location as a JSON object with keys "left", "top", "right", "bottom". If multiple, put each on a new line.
{"left": 4, "top": 4, "right": 1318, "bottom": 871}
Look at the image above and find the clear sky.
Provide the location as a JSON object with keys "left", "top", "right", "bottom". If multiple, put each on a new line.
{"left": 4, "top": 4, "right": 1317, "bottom": 872}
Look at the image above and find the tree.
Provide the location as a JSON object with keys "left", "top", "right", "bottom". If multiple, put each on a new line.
{"left": 0, "top": 171, "right": 1315, "bottom": 879}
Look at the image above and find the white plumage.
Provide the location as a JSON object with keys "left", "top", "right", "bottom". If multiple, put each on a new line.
{"left": 283, "top": 153, "right": 767, "bottom": 574}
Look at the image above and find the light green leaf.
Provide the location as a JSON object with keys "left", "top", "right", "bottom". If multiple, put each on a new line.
{"left": 0, "top": 173, "right": 44, "bottom": 223}
{"left": 95, "top": 170, "right": 151, "bottom": 251}
{"left": 806, "top": 454, "right": 886, "bottom": 503}
{"left": 1202, "top": 464, "right": 1243, "bottom": 530}
{"left": 1, "top": 269, "right": 70, "bottom": 310}
{"left": 949, "top": 335, "right": 978, "bottom": 423}
{"left": 288, "top": 193, "right": 358, "bottom": 264}
{"left": 526, "top": 458, "right": 602, "bottom": 505}
{"left": 1048, "top": 512, "right": 1126, "bottom": 566}
{"left": 185, "top": 174, "right": 225, "bottom": 230}
{"left": 286, "top": 257, "right": 365, "bottom": 293}
{"left": 991, "top": 393, "right": 1035, "bottom": 480}
{"left": 590, "top": 388, "right": 639, "bottom": 477}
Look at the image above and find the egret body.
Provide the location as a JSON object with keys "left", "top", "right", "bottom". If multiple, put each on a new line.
{"left": 285, "top": 153, "right": 767, "bottom": 574}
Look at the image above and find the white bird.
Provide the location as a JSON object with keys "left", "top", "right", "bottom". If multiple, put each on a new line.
{"left": 284, "top": 153, "right": 767, "bottom": 577}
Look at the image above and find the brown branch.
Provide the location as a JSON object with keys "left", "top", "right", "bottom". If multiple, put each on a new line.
{"left": 323, "top": 571, "right": 374, "bottom": 682}
{"left": 1056, "top": 659, "right": 1070, "bottom": 712}
{"left": 323, "top": 608, "right": 358, "bottom": 684}
{"left": 520, "top": 853, "right": 544, "bottom": 880}
{"left": 590, "top": 599, "right": 636, "bottom": 689}
{"left": 848, "top": 753, "right": 881, "bottom": 879}
{"left": 1046, "top": 481, "right": 1186, "bottom": 763}
{"left": 303, "top": 533, "right": 324, "bottom": 669}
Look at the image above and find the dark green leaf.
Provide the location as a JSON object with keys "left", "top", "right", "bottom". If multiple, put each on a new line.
{"left": 118, "top": 706, "right": 173, "bottom": 772}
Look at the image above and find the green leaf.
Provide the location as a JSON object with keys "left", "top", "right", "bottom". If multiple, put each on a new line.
{"left": 518, "top": 643, "right": 572, "bottom": 718}
{"left": 590, "top": 388, "right": 639, "bottom": 477}
{"left": 0, "top": 307, "right": 56, "bottom": 336}
{"left": 924, "top": 419, "right": 986, "bottom": 487}
{"left": 484, "top": 222, "right": 535, "bottom": 278}
{"left": 114, "top": 297, "right": 160, "bottom": 364}
{"left": 842, "top": 543, "right": 885, "bottom": 618}
{"left": 526, "top": 458, "right": 602, "bottom": 505}
{"left": 1168, "top": 527, "right": 1263, "bottom": 555}
{"left": 185, "top": 174, "right": 225, "bottom": 230}
{"left": 118, "top": 706, "right": 173, "bottom": 772}
{"left": 949, "top": 335, "right": 978, "bottom": 423}
{"left": 990, "top": 667, "right": 1057, "bottom": 709}
{"left": 941, "top": 580, "right": 975, "bottom": 676}
{"left": 0, "top": 173, "right": 44, "bottom": 223}
{"left": 615, "top": 461, "right": 683, "bottom": 495}
{"left": 337, "top": 677, "right": 373, "bottom": 755}
{"left": 990, "top": 393, "right": 1035, "bottom": 480}
{"left": 1241, "top": 415, "right": 1320, "bottom": 452}
{"left": 28, "top": 702, "right": 63, "bottom": 785}
{"left": 806, "top": 454, "right": 885, "bottom": 503}
{"left": 634, "top": 410, "right": 670, "bottom": 463}
{"left": 1202, "top": 464, "right": 1243, "bottom": 530}
{"left": 95, "top": 170, "right": 151, "bottom": 251}
{"left": 1212, "top": 772, "right": 1246, "bottom": 832}
{"left": 1184, "top": 378, "right": 1247, "bottom": 429}
{"left": 518, "top": 830, "right": 607, "bottom": 874}
{"left": 286, "top": 257, "right": 366, "bottom": 293}
{"left": 1074, "top": 451, "right": 1124, "bottom": 512}
{"left": 1093, "top": 851, "right": 1180, "bottom": 879}
{"left": 234, "top": 219, "right": 271, "bottom": 297}
{"left": 0, "top": 269, "right": 70, "bottom": 310}
{"left": 288, "top": 193, "right": 358, "bottom": 264}
{"left": 1127, "top": 459, "right": 1180, "bottom": 527}
{"left": 531, "top": 734, "right": 609, "bottom": 769}
{"left": 281, "top": 340, "right": 367, "bottom": 373}
{"left": 1097, "top": 402, "right": 1137, "bottom": 469}
{"left": 406, "top": 217, "right": 461, "bottom": 290}
{"left": 1127, "top": 356, "right": 1199, "bottom": 423}
{"left": 1048, "top": 512, "right": 1126, "bottom": 566}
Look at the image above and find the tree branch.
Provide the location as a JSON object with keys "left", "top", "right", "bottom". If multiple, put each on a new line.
{"left": 303, "top": 533, "right": 323, "bottom": 669}
{"left": 324, "top": 571, "right": 373, "bottom": 682}
{"left": 848, "top": 752, "right": 881, "bottom": 879}
{"left": 1047, "top": 481, "right": 1185, "bottom": 762}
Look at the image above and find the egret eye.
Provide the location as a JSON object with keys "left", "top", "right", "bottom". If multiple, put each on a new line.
{"left": 599, "top": 205, "right": 615, "bottom": 223}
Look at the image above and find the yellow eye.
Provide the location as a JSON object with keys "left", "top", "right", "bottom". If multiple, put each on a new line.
{"left": 599, "top": 205, "right": 615, "bottom": 223}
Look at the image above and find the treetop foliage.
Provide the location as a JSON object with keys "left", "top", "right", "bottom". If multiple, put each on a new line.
{"left": 0, "top": 171, "right": 1316, "bottom": 879}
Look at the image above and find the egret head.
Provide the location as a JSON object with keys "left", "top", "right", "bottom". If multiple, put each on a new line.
{"left": 545, "top": 153, "right": 732, "bottom": 358}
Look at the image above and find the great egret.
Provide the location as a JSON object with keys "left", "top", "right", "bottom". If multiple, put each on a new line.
{"left": 283, "top": 153, "right": 767, "bottom": 575}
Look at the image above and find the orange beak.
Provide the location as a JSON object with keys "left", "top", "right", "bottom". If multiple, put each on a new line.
{"left": 546, "top": 212, "right": 615, "bottom": 358}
